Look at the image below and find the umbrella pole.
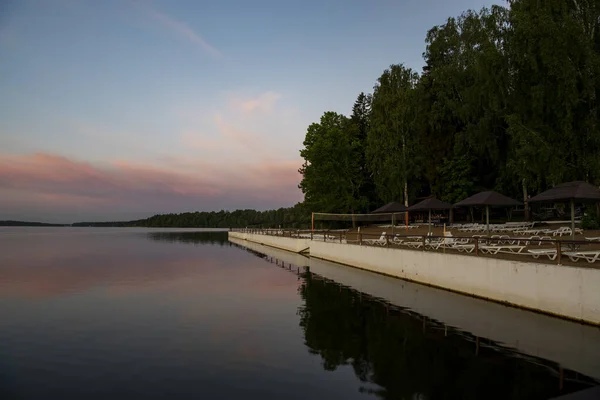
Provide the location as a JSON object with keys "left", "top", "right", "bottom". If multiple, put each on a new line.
{"left": 486, "top": 205, "right": 490, "bottom": 234}
{"left": 428, "top": 209, "right": 432, "bottom": 235}
{"left": 392, "top": 214, "right": 395, "bottom": 236}
{"left": 571, "top": 199, "right": 575, "bottom": 241}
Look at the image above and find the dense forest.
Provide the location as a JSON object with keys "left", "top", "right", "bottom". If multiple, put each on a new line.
{"left": 71, "top": 203, "right": 310, "bottom": 228}
{"left": 299, "top": 0, "right": 600, "bottom": 216}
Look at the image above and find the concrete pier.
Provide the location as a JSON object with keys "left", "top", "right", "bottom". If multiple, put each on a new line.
{"left": 228, "top": 231, "right": 600, "bottom": 326}
{"left": 229, "top": 236, "right": 600, "bottom": 381}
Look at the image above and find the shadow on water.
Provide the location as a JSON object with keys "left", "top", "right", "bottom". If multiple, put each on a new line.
{"left": 231, "top": 242, "right": 598, "bottom": 400}
{"left": 145, "top": 231, "right": 229, "bottom": 246}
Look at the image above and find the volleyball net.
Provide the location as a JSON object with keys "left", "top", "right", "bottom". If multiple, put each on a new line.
{"left": 311, "top": 212, "right": 408, "bottom": 230}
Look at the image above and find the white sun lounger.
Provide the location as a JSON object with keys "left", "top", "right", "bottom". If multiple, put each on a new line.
{"left": 402, "top": 240, "right": 425, "bottom": 249}
{"left": 428, "top": 237, "right": 469, "bottom": 250}
{"left": 551, "top": 227, "right": 574, "bottom": 237}
{"left": 515, "top": 235, "right": 552, "bottom": 246}
{"left": 521, "top": 229, "right": 547, "bottom": 235}
{"left": 452, "top": 244, "right": 476, "bottom": 253}
{"left": 481, "top": 245, "right": 526, "bottom": 254}
{"left": 564, "top": 251, "right": 600, "bottom": 263}
{"left": 586, "top": 237, "right": 600, "bottom": 242}
{"left": 528, "top": 249, "right": 559, "bottom": 260}
{"left": 363, "top": 232, "right": 387, "bottom": 246}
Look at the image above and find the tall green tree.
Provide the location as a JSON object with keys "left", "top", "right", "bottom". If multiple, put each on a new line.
{"left": 298, "top": 112, "right": 369, "bottom": 214}
{"left": 349, "top": 92, "right": 378, "bottom": 210}
{"left": 506, "top": 0, "right": 600, "bottom": 199}
{"left": 420, "top": 7, "right": 511, "bottom": 199}
{"left": 367, "top": 64, "right": 421, "bottom": 206}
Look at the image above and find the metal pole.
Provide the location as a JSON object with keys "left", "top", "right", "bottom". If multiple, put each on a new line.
{"left": 311, "top": 212, "right": 314, "bottom": 232}
{"left": 428, "top": 209, "right": 432, "bottom": 235}
{"left": 392, "top": 213, "right": 395, "bottom": 236}
{"left": 486, "top": 205, "right": 490, "bottom": 233}
{"left": 571, "top": 199, "right": 575, "bottom": 240}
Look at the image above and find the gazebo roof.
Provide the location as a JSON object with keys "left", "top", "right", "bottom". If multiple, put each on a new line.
{"left": 408, "top": 197, "right": 452, "bottom": 211}
{"left": 454, "top": 191, "right": 521, "bottom": 207}
{"left": 371, "top": 201, "right": 407, "bottom": 214}
{"left": 528, "top": 181, "right": 600, "bottom": 203}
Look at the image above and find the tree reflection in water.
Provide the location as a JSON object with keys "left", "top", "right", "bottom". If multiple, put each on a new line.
{"left": 146, "top": 231, "right": 229, "bottom": 246}
{"left": 297, "top": 271, "right": 597, "bottom": 400}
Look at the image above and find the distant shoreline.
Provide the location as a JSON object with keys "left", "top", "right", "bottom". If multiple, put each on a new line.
{"left": 0, "top": 221, "right": 69, "bottom": 227}
{"left": 0, "top": 206, "right": 309, "bottom": 229}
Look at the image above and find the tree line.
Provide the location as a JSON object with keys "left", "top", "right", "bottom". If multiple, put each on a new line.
{"left": 299, "top": 0, "right": 600, "bottom": 216}
{"left": 71, "top": 204, "right": 310, "bottom": 228}
{"left": 0, "top": 220, "right": 68, "bottom": 227}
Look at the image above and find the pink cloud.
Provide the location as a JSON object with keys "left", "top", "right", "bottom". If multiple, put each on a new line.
{"left": 0, "top": 152, "right": 303, "bottom": 220}
{"left": 214, "top": 114, "right": 256, "bottom": 146}
{"left": 233, "top": 91, "right": 282, "bottom": 114}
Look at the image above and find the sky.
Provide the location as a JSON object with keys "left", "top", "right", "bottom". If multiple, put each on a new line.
{"left": 0, "top": 0, "right": 498, "bottom": 223}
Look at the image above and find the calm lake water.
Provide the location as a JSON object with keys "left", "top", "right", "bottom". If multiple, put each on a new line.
{"left": 0, "top": 228, "right": 598, "bottom": 399}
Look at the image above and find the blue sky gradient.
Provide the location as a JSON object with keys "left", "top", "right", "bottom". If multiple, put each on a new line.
{"left": 0, "top": 0, "right": 498, "bottom": 222}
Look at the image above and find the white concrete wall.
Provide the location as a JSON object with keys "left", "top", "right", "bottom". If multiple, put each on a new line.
{"left": 228, "top": 231, "right": 600, "bottom": 325}
{"left": 228, "top": 231, "right": 310, "bottom": 253}
{"left": 229, "top": 237, "right": 600, "bottom": 380}
{"left": 309, "top": 241, "right": 600, "bottom": 325}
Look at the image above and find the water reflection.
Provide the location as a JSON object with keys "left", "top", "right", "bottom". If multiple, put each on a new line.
{"left": 0, "top": 230, "right": 231, "bottom": 299}
{"left": 237, "top": 242, "right": 598, "bottom": 400}
{"left": 146, "top": 231, "right": 229, "bottom": 245}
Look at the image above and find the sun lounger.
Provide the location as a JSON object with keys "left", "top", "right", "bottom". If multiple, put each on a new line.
{"left": 586, "top": 237, "right": 600, "bottom": 242}
{"left": 363, "top": 232, "right": 387, "bottom": 246}
{"left": 521, "top": 229, "right": 546, "bottom": 235}
{"left": 391, "top": 236, "right": 404, "bottom": 244}
{"left": 452, "top": 244, "right": 476, "bottom": 253}
{"left": 564, "top": 251, "right": 600, "bottom": 263}
{"left": 527, "top": 248, "right": 570, "bottom": 261}
{"left": 490, "top": 235, "right": 513, "bottom": 244}
{"left": 528, "top": 249, "right": 558, "bottom": 260}
{"left": 432, "top": 236, "right": 469, "bottom": 249}
{"left": 516, "top": 235, "right": 552, "bottom": 246}
{"left": 551, "top": 227, "right": 573, "bottom": 237}
{"left": 402, "top": 241, "right": 424, "bottom": 249}
{"left": 481, "top": 245, "right": 526, "bottom": 254}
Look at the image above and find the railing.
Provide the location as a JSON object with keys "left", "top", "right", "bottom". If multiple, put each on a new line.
{"left": 228, "top": 228, "right": 599, "bottom": 266}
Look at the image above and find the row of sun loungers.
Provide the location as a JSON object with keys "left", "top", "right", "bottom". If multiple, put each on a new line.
{"left": 456, "top": 224, "right": 583, "bottom": 236}
{"left": 358, "top": 232, "right": 600, "bottom": 264}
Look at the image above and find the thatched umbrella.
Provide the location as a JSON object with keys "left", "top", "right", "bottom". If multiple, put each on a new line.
{"left": 453, "top": 191, "right": 522, "bottom": 233}
{"left": 528, "top": 181, "right": 600, "bottom": 239}
{"left": 371, "top": 201, "right": 407, "bottom": 213}
{"left": 407, "top": 197, "right": 452, "bottom": 234}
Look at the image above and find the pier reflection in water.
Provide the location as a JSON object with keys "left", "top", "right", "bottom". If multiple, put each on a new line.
{"left": 229, "top": 238, "right": 600, "bottom": 400}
